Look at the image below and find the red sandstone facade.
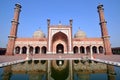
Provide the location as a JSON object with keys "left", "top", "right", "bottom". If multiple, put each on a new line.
{"left": 6, "top": 4, "right": 112, "bottom": 55}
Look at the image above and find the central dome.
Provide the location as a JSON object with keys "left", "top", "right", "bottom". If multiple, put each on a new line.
{"left": 33, "top": 29, "right": 45, "bottom": 38}
{"left": 74, "top": 29, "right": 87, "bottom": 38}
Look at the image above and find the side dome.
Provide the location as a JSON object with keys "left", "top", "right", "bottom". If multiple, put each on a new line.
{"left": 33, "top": 29, "right": 45, "bottom": 38}
{"left": 74, "top": 29, "right": 87, "bottom": 38}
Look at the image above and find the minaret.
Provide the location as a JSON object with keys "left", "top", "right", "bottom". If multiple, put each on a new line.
{"left": 97, "top": 4, "right": 112, "bottom": 55}
{"left": 6, "top": 3, "right": 21, "bottom": 55}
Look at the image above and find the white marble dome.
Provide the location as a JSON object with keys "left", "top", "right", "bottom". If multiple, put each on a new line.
{"left": 33, "top": 29, "right": 45, "bottom": 38}
{"left": 74, "top": 29, "right": 87, "bottom": 38}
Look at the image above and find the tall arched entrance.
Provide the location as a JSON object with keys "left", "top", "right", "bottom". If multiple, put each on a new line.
{"left": 56, "top": 44, "right": 64, "bottom": 53}
{"left": 52, "top": 32, "right": 68, "bottom": 54}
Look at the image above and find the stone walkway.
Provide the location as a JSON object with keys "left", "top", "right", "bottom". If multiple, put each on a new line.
{"left": 93, "top": 54, "right": 120, "bottom": 62}
{"left": 0, "top": 54, "right": 120, "bottom": 67}
{"left": 0, "top": 55, "right": 27, "bottom": 67}
{"left": 0, "top": 54, "right": 120, "bottom": 62}
{"left": 0, "top": 55, "right": 26, "bottom": 63}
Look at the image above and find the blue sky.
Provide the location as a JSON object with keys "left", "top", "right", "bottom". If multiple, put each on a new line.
{"left": 0, "top": 0, "right": 120, "bottom": 48}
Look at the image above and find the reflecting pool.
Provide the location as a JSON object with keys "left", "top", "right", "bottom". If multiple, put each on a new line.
{"left": 0, "top": 60, "right": 120, "bottom": 80}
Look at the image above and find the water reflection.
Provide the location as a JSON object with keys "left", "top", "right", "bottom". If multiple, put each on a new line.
{"left": 73, "top": 60, "right": 116, "bottom": 80}
{"left": 0, "top": 60, "right": 120, "bottom": 80}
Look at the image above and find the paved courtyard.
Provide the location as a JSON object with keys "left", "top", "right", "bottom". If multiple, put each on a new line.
{"left": 0, "top": 54, "right": 120, "bottom": 63}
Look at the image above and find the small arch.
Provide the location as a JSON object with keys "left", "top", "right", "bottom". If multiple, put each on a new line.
{"left": 56, "top": 44, "right": 64, "bottom": 53}
{"left": 22, "top": 46, "right": 27, "bottom": 54}
{"left": 41, "top": 46, "right": 47, "bottom": 54}
{"left": 15, "top": 46, "right": 20, "bottom": 54}
{"left": 73, "top": 46, "right": 78, "bottom": 54}
{"left": 74, "top": 60, "right": 79, "bottom": 64}
{"left": 86, "top": 46, "right": 90, "bottom": 54}
{"left": 28, "top": 60, "right": 32, "bottom": 64}
{"left": 34, "top": 60, "right": 39, "bottom": 64}
{"left": 99, "top": 46, "right": 103, "bottom": 53}
{"left": 56, "top": 60, "right": 64, "bottom": 66}
{"left": 29, "top": 46, "right": 33, "bottom": 54}
{"left": 35, "top": 46, "right": 40, "bottom": 54}
{"left": 21, "top": 61, "right": 25, "bottom": 64}
{"left": 41, "top": 60, "right": 46, "bottom": 64}
{"left": 80, "top": 46, "right": 85, "bottom": 53}
{"left": 92, "top": 46, "right": 97, "bottom": 53}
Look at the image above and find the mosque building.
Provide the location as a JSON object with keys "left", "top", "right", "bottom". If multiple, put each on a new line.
{"left": 6, "top": 3, "right": 112, "bottom": 55}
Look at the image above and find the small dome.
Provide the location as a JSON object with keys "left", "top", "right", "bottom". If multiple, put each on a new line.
{"left": 74, "top": 29, "right": 87, "bottom": 38}
{"left": 33, "top": 29, "right": 45, "bottom": 38}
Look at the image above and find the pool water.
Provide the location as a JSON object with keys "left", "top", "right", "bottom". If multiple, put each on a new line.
{"left": 0, "top": 60, "right": 120, "bottom": 80}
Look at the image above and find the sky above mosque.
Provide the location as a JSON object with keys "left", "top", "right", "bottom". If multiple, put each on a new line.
{"left": 0, "top": 0, "right": 120, "bottom": 48}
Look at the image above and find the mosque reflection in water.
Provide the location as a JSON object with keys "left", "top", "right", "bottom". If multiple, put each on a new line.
{"left": 1, "top": 60, "right": 118, "bottom": 80}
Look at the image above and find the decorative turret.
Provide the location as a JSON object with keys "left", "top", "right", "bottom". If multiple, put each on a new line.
{"left": 47, "top": 19, "right": 50, "bottom": 27}
{"left": 6, "top": 3, "right": 21, "bottom": 55}
{"left": 97, "top": 4, "right": 112, "bottom": 55}
{"left": 69, "top": 19, "right": 73, "bottom": 26}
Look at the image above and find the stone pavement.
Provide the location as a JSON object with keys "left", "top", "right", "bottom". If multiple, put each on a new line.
{"left": 0, "top": 54, "right": 26, "bottom": 63}
{"left": 0, "top": 54, "right": 120, "bottom": 64}
{"left": 93, "top": 54, "right": 120, "bottom": 62}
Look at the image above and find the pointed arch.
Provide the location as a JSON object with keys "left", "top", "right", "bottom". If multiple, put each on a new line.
{"left": 22, "top": 46, "right": 27, "bottom": 54}
{"left": 41, "top": 46, "right": 47, "bottom": 54}
{"left": 86, "top": 46, "right": 90, "bottom": 54}
{"left": 92, "top": 46, "right": 97, "bottom": 53}
{"left": 80, "top": 46, "right": 85, "bottom": 53}
{"left": 99, "top": 46, "right": 103, "bottom": 53}
{"left": 56, "top": 44, "right": 64, "bottom": 53}
{"left": 73, "top": 46, "right": 78, "bottom": 54}
{"left": 29, "top": 46, "right": 33, "bottom": 54}
{"left": 15, "top": 46, "right": 20, "bottom": 54}
{"left": 35, "top": 46, "right": 40, "bottom": 54}
{"left": 52, "top": 32, "right": 68, "bottom": 54}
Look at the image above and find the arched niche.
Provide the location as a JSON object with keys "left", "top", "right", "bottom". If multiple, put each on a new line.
{"left": 52, "top": 32, "right": 68, "bottom": 54}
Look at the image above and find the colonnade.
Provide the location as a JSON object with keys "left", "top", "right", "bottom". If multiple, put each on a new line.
{"left": 14, "top": 45, "right": 104, "bottom": 54}
{"left": 14, "top": 46, "right": 47, "bottom": 54}
{"left": 73, "top": 46, "right": 104, "bottom": 54}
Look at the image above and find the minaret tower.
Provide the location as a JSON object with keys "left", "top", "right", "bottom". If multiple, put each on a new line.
{"left": 97, "top": 4, "right": 112, "bottom": 55}
{"left": 6, "top": 3, "right": 21, "bottom": 55}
